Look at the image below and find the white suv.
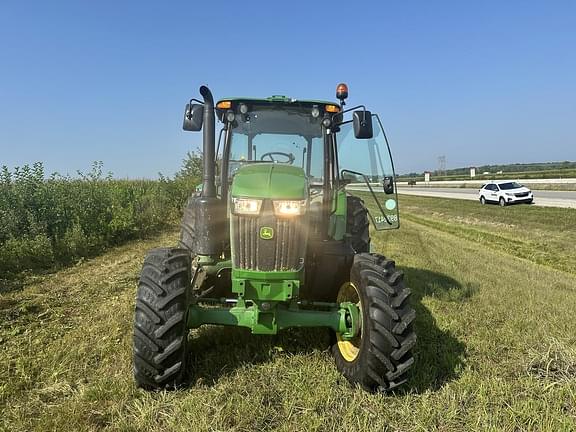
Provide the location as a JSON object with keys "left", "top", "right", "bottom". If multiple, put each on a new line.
{"left": 479, "top": 181, "right": 534, "bottom": 206}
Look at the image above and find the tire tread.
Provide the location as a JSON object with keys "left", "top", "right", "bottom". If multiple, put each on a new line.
{"left": 133, "top": 248, "right": 190, "bottom": 390}
{"left": 333, "top": 252, "right": 416, "bottom": 392}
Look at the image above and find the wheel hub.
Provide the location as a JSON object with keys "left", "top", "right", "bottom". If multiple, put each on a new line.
{"left": 336, "top": 282, "right": 362, "bottom": 362}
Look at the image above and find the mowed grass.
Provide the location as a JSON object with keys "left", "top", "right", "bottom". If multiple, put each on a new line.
{"left": 1, "top": 197, "right": 576, "bottom": 431}
{"left": 398, "top": 194, "right": 576, "bottom": 275}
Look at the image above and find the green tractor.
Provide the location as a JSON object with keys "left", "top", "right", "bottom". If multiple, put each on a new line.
{"left": 133, "top": 84, "right": 416, "bottom": 392}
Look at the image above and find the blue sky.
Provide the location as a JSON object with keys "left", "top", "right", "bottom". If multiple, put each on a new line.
{"left": 1, "top": 1, "right": 574, "bottom": 177}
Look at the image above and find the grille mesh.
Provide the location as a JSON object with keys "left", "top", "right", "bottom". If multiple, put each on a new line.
{"left": 232, "top": 202, "right": 306, "bottom": 271}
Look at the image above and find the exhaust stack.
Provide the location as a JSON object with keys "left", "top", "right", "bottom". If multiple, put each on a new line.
{"left": 200, "top": 85, "right": 216, "bottom": 198}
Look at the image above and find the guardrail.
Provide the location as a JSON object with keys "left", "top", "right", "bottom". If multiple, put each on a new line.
{"left": 394, "top": 178, "right": 576, "bottom": 186}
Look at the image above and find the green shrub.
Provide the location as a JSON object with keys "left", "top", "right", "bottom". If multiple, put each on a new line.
{"left": 0, "top": 161, "right": 197, "bottom": 275}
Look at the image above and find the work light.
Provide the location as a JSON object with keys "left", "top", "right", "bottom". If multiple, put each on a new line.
{"left": 311, "top": 106, "right": 320, "bottom": 118}
{"left": 232, "top": 198, "right": 262, "bottom": 215}
{"left": 273, "top": 200, "right": 306, "bottom": 217}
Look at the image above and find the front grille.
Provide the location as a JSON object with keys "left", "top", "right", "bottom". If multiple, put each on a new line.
{"left": 232, "top": 201, "right": 306, "bottom": 271}
{"left": 515, "top": 192, "right": 529, "bottom": 198}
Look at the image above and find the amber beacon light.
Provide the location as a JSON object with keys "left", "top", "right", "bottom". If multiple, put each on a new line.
{"left": 336, "top": 83, "right": 349, "bottom": 103}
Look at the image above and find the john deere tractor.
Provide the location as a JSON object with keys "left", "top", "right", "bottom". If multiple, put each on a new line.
{"left": 133, "top": 84, "right": 416, "bottom": 392}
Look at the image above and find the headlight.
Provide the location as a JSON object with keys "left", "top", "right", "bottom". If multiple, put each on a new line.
{"left": 232, "top": 198, "right": 262, "bottom": 215}
{"left": 505, "top": 192, "right": 515, "bottom": 196}
{"left": 273, "top": 200, "right": 306, "bottom": 217}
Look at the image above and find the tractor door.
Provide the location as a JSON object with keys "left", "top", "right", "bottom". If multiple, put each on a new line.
{"left": 337, "top": 114, "right": 400, "bottom": 230}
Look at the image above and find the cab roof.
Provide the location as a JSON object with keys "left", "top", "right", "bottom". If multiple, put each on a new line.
{"left": 217, "top": 95, "right": 338, "bottom": 106}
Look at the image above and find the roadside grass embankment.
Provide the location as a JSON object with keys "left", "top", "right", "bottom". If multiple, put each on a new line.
{"left": 398, "top": 167, "right": 576, "bottom": 184}
{"left": 0, "top": 195, "right": 575, "bottom": 430}
{"left": 396, "top": 194, "right": 576, "bottom": 276}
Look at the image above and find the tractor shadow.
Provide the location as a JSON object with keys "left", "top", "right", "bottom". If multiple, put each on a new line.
{"left": 399, "top": 266, "right": 472, "bottom": 393}
{"left": 185, "top": 325, "right": 332, "bottom": 387}
{"left": 184, "top": 267, "right": 472, "bottom": 393}
{"left": 0, "top": 272, "right": 29, "bottom": 295}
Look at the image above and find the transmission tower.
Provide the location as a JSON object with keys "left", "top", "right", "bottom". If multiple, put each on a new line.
{"left": 438, "top": 155, "right": 446, "bottom": 176}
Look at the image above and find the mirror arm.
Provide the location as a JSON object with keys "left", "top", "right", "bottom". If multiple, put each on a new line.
{"left": 330, "top": 104, "right": 367, "bottom": 126}
{"left": 186, "top": 98, "right": 204, "bottom": 119}
{"left": 184, "top": 98, "right": 205, "bottom": 125}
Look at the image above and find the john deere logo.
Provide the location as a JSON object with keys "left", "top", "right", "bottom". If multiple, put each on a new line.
{"left": 259, "top": 226, "right": 274, "bottom": 240}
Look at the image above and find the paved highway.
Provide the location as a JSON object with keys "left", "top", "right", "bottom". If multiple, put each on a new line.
{"left": 347, "top": 186, "right": 576, "bottom": 209}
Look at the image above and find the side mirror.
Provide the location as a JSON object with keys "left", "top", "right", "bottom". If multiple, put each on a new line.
{"left": 383, "top": 176, "right": 394, "bottom": 194}
{"left": 183, "top": 103, "right": 204, "bottom": 131}
{"left": 353, "top": 110, "right": 373, "bottom": 139}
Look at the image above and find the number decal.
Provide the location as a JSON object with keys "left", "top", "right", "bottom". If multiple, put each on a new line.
{"left": 374, "top": 214, "right": 398, "bottom": 224}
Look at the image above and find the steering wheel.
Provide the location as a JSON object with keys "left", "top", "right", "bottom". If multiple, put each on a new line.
{"left": 260, "top": 151, "right": 295, "bottom": 164}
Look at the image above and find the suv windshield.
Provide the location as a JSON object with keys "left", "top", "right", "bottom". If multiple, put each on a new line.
{"left": 228, "top": 105, "right": 324, "bottom": 184}
{"left": 499, "top": 182, "right": 523, "bottom": 190}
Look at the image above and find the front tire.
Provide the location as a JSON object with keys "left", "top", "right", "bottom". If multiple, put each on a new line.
{"left": 347, "top": 196, "right": 370, "bottom": 253}
{"left": 333, "top": 253, "right": 416, "bottom": 392}
{"left": 499, "top": 197, "right": 507, "bottom": 207}
{"left": 133, "top": 248, "right": 191, "bottom": 390}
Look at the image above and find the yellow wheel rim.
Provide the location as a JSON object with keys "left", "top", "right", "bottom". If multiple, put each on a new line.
{"left": 336, "top": 282, "right": 362, "bottom": 362}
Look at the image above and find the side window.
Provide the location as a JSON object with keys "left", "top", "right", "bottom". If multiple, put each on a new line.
{"left": 337, "top": 115, "right": 399, "bottom": 230}
{"left": 308, "top": 137, "right": 324, "bottom": 182}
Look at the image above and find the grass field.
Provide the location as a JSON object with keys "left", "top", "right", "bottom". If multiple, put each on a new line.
{"left": 1, "top": 196, "right": 575, "bottom": 431}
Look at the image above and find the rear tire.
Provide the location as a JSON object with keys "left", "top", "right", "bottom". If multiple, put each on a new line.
{"left": 133, "top": 248, "right": 191, "bottom": 390}
{"left": 332, "top": 253, "right": 416, "bottom": 392}
{"left": 179, "top": 195, "right": 198, "bottom": 253}
{"left": 347, "top": 196, "right": 370, "bottom": 253}
{"left": 480, "top": 196, "right": 486, "bottom": 205}
{"left": 499, "top": 197, "right": 506, "bottom": 207}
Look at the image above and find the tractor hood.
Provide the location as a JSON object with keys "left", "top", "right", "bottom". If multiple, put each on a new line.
{"left": 231, "top": 163, "right": 307, "bottom": 199}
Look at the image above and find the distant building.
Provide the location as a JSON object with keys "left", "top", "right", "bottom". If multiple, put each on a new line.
{"left": 424, "top": 171, "right": 431, "bottom": 183}
{"left": 470, "top": 167, "right": 476, "bottom": 178}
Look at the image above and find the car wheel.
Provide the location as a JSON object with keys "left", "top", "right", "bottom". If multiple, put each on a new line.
{"left": 480, "top": 196, "right": 486, "bottom": 205}
{"left": 499, "top": 197, "right": 506, "bottom": 207}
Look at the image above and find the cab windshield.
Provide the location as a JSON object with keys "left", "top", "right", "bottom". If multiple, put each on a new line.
{"left": 228, "top": 105, "right": 324, "bottom": 184}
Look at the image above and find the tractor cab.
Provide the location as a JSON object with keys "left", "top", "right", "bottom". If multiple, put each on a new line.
{"left": 201, "top": 90, "right": 400, "bottom": 237}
